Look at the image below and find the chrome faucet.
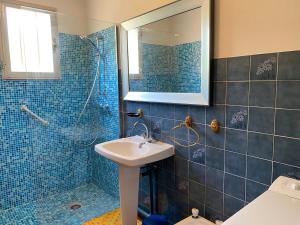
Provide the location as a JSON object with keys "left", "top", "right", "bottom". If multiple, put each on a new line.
{"left": 133, "top": 121, "right": 153, "bottom": 146}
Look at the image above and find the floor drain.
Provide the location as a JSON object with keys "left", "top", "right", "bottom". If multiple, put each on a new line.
{"left": 70, "top": 203, "right": 81, "bottom": 210}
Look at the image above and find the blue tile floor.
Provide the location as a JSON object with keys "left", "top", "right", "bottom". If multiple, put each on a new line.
{"left": 0, "top": 184, "right": 120, "bottom": 225}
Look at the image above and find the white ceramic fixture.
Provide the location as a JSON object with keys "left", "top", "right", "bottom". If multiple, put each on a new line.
{"left": 223, "top": 176, "right": 300, "bottom": 225}
{"left": 175, "top": 216, "right": 216, "bottom": 225}
{"left": 95, "top": 135, "right": 174, "bottom": 225}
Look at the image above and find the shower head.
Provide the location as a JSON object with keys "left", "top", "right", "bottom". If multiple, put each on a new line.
{"left": 80, "top": 35, "right": 102, "bottom": 53}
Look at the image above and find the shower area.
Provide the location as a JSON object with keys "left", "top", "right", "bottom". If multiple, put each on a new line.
{"left": 0, "top": 2, "right": 120, "bottom": 224}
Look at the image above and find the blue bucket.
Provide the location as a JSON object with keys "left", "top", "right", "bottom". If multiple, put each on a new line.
{"left": 142, "top": 215, "right": 169, "bottom": 225}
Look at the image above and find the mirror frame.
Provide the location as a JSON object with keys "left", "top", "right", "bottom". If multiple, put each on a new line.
{"left": 120, "top": 0, "right": 211, "bottom": 106}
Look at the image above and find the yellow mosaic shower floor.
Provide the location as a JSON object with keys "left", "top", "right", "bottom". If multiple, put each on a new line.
{"left": 83, "top": 208, "right": 142, "bottom": 225}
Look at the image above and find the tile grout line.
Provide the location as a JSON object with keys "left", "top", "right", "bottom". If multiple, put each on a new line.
{"left": 244, "top": 55, "right": 251, "bottom": 204}
{"left": 222, "top": 57, "right": 228, "bottom": 218}
{"left": 143, "top": 140, "right": 300, "bottom": 171}
{"left": 146, "top": 113, "right": 300, "bottom": 141}
{"left": 216, "top": 103, "right": 300, "bottom": 112}
{"left": 271, "top": 52, "right": 279, "bottom": 183}
{"left": 191, "top": 166, "right": 270, "bottom": 190}
{"left": 214, "top": 79, "right": 300, "bottom": 82}
{"left": 203, "top": 104, "right": 207, "bottom": 216}
{"left": 187, "top": 105, "right": 191, "bottom": 214}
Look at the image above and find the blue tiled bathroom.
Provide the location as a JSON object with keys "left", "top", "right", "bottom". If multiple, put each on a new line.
{"left": 0, "top": 0, "right": 300, "bottom": 225}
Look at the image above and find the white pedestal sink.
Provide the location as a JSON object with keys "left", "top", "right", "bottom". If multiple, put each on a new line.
{"left": 95, "top": 136, "right": 174, "bottom": 225}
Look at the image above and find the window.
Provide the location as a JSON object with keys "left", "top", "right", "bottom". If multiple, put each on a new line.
{"left": 1, "top": 2, "right": 60, "bottom": 79}
{"left": 128, "top": 29, "right": 141, "bottom": 79}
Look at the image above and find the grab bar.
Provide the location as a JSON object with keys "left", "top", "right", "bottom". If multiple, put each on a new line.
{"left": 20, "top": 105, "right": 49, "bottom": 126}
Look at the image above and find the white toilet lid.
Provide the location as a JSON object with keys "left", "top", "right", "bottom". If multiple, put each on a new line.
{"left": 175, "top": 216, "right": 215, "bottom": 225}
{"left": 223, "top": 176, "right": 300, "bottom": 225}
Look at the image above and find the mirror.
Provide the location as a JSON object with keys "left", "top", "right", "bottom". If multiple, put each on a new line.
{"left": 128, "top": 8, "right": 201, "bottom": 93}
{"left": 120, "top": 0, "right": 211, "bottom": 105}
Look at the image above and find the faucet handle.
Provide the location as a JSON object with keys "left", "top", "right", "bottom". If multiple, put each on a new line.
{"left": 142, "top": 131, "right": 147, "bottom": 139}
{"left": 146, "top": 134, "right": 155, "bottom": 143}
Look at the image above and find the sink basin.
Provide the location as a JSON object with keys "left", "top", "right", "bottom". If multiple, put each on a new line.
{"left": 95, "top": 136, "right": 174, "bottom": 225}
{"left": 95, "top": 135, "right": 174, "bottom": 167}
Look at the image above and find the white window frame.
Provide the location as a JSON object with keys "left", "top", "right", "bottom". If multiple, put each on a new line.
{"left": 0, "top": 1, "right": 60, "bottom": 80}
{"left": 127, "top": 29, "right": 144, "bottom": 80}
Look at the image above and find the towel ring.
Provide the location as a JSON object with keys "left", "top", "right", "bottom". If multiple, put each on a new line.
{"left": 169, "top": 116, "right": 200, "bottom": 148}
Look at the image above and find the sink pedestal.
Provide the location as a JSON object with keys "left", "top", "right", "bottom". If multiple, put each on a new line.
{"left": 95, "top": 136, "right": 174, "bottom": 224}
{"left": 119, "top": 166, "right": 140, "bottom": 225}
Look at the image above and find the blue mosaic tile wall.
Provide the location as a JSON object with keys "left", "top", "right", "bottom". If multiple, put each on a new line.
{"left": 130, "top": 42, "right": 201, "bottom": 93}
{"left": 0, "top": 26, "right": 120, "bottom": 209}
{"left": 88, "top": 27, "right": 120, "bottom": 198}
{"left": 122, "top": 50, "right": 300, "bottom": 224}
{"left": 0, "top": 33, "right": 91, "bottom": 209}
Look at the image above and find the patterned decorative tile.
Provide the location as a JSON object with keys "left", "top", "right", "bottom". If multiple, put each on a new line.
{"left": 226, "top": 106, "right": 248, "bottom": 130}
{"left": 189, "top": 144, "right": 206, "bottom": 164}
{"left": 250, "top": 53, "right": 277, "bottom": 80}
